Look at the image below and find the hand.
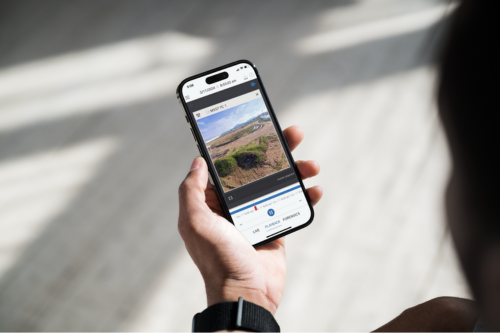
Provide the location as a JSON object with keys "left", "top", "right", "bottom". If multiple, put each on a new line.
{"left": 178, "top": 126, "right": 322, "bottom": 315}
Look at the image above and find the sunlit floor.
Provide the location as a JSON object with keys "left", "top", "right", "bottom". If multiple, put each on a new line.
{"left": 0, "top": 0, "right": 470, "bottom": 331}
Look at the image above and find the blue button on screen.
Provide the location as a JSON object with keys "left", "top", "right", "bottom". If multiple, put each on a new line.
{"left": 251, "top": 82, "right": 255, "bottom": 86}
{"left": 268, "top": 209, "right": 275, "bottom": 216}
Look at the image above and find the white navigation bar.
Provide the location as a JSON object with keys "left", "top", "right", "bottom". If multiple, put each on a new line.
{"left": 228, "top": 182, "right": 311, "bottom": 245}
{"left": 181, "top": 63, "right": 256, "bottom": 102}
{"left": 192, "top": 89, "right": 262, "bottom": 120}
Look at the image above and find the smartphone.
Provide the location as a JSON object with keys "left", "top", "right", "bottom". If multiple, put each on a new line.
{"left": 176, "top": 60, "right": 314, "bottom": 247}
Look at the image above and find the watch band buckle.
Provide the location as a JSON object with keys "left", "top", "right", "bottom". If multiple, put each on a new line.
{"left": 236, "top": 296, "right": 244, "bottom": 328}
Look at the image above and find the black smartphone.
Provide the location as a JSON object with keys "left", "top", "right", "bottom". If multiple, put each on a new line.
{"left": 176, "top": 60, "right": 314, "bottom": 247}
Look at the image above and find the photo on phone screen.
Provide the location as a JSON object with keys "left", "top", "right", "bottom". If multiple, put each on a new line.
{"left": 178, "top": 61, "right": 313, "bottom": 246}
{"left": 197, "top": 94, "right": 290, "bottom": 192}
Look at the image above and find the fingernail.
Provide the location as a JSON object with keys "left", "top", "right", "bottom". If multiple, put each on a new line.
{"left": 190, "top": 157, "right": 202, "bottom": 171}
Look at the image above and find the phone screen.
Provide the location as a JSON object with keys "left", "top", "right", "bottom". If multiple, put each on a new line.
{"left": 180, "top": 62, "right": 312, "bottom": 245}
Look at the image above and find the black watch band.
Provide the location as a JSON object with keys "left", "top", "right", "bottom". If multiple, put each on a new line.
{"left": 192, "top": 297, "right": 280, "bottom": 332}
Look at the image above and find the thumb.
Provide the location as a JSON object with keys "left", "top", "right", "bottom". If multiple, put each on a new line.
{"left": 178, "top": 156, "right": 208, "bottom": 213}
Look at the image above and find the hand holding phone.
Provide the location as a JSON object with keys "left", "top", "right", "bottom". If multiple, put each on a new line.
{"left": 177, "top": 60, "right": 317, "bottom": 247}
{"left": 178, "top": 125, "right": 322, "bottom": 315}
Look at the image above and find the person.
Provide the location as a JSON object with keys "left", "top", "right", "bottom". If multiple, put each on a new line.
{"left": 178, "top": 0, "right": 498, "bottom": 330}
{"left": 374, "top": 0, "right": 498, "bottom": 331}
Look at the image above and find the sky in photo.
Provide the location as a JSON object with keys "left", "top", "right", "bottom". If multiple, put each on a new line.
{"left": 196, "top": 97, "right": 267, "bottom": 142}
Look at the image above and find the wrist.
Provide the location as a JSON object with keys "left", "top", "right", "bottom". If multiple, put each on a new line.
{"left": 206, "top": 283, "right": 278, "bottom": 315}
{"left": 193, "top": 297, "right": 280, "bottom": 332}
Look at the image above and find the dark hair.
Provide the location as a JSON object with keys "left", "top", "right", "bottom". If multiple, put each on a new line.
{"left": 439, "top": 0, "right": 498, "bottom": 190}
{"left": 438, "top": 0, "right": 499, "bottom": 327}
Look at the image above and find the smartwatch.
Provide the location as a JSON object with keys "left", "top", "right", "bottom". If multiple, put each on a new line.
{"left": 192, "top": 297, "right": 280, "bottom": 332}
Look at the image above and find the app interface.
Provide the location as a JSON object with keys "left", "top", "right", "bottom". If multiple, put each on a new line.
{"left": 181, "top": 64, "right": 311, "bottom": 245}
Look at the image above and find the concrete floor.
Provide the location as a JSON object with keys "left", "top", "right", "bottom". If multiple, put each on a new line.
{"left": 0, "top": 0, "right": 470, "bottom": 331}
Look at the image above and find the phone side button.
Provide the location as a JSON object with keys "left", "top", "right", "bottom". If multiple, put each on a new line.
{"left": 190, "top": 128, "right": 196, "bottom": 142}
{"left": 185, "top": 115, "right": 189, "bottom": 123}
{"left": 196, "top": 143, "right": 203, "bottom": 155}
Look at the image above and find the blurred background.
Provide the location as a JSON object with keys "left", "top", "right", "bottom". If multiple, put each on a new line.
{"left": 0, "top": 0, "right": 470, "bottom": 331}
